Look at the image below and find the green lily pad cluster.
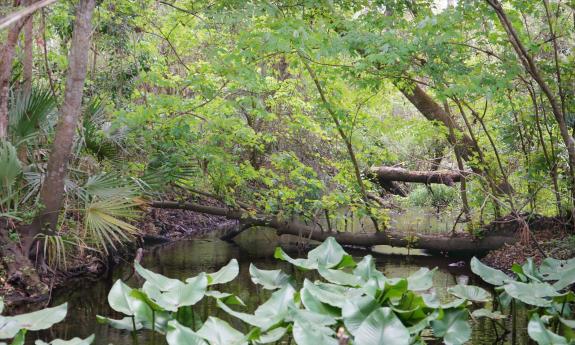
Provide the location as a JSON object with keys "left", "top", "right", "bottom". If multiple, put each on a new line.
{"left": 471, "top": 257, "right": 575, "bottom": 345}
{"left": 0, "top": 300, "right": 94, "bottom": 345}
{"left": 98, "top": 238, "right": 496, "bottom": 344}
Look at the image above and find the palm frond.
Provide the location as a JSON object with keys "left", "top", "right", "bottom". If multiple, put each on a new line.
{"left": 84, "top": 196, "right": 140, "bottom": 254}
{"left": 8, "top": 87, "right": 56, "bottom": 146}
{"left": 0, "top": 141, "right": 23, "bottom": 210}
{"left": 80, "top": 99, "right": 119, "bottom": 161}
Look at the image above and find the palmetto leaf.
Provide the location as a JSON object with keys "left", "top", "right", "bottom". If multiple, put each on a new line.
{"left": 0, "top": 141, "right": 22, "bottom": 209}
{"left": 84, "top": 196, "right": 140, "bottom": 253}
{"left": 8, "top": 87, "right": 55, "bottom": 146}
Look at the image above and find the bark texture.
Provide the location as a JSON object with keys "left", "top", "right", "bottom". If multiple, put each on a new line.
{"left": 370, "top": 166, "right": 468, "bottom": 186}
{"left": 32, "top": 0, "right": 96, "bottom": 242}
{"left": 150, "top": 201, "right": 517, "bottom": 254}
{"left": 0, "top": 221, "right": 47, "bottom": 296}
{"left": 23, "top": 0, "right": 34, "bottom": 95}
{"left": 0, "top": 20, "right": 26, "bottom": 139}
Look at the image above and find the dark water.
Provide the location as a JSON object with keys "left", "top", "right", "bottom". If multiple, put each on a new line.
{"left": 26, "top": 230, "right": 529, "bottom": 345}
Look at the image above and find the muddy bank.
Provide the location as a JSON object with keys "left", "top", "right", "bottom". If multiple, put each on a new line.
{"left": 482, "top": 215, "right": 573, "bottom": 271}
{"left": 0, "top": 197, "right": 234, "bottom": 312}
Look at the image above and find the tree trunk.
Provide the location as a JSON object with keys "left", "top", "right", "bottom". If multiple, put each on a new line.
{"left": 28, "top": 0, "right": 96, "bottom": 249}
{"left": 0, "top": 220, "right": 47, "bottom": 296}
{"left": 150, "top": 201, "right": 517, "bottom": 254}
{"left": 397, "top": 84, "right": 480, "bottom": 162}
{"left": 23, "top": 0, "right": 34, "bottom": 95}
{"left": 369, "top": 166, "right": 468, "bottom": 186}
{"left": 0, "top": 19, "right": 26, "bottom": 139}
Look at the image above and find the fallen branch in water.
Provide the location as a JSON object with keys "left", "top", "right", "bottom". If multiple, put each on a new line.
{"left": 150, "top": 200, "right": 518, "bottom": 254}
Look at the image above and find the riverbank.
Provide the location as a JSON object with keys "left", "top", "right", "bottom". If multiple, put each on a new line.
{"left": 0, "top": 197, "right": 235, "bottom": 311}
{"left": 483, "top": 215, "right": 574, "bottom": 271}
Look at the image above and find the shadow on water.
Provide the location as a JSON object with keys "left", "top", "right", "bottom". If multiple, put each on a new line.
{"left": 27, "top": 229, "right": 529, "bottom": 345}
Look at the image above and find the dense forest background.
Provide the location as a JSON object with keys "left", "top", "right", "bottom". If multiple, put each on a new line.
{"left": 0, "top": 0, "right": 574, "bottom": 294}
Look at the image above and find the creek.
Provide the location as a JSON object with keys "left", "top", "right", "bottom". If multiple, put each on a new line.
{"left": 26, "top": 229, "right": 529, "bottom": 344}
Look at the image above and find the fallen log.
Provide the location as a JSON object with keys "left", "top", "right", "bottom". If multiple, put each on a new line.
{"left": 150, "top": 201, "right": 517, "bottom": 255}
{"left": 370, "top": 166, "right": 469, "bottom": 186}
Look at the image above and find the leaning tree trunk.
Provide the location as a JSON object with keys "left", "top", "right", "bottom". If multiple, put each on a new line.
{"left": 27, "top": 0, "right": 96, "bottom": 252}
{"left": 150, "top": 201, "right": 518, "bottom": 254}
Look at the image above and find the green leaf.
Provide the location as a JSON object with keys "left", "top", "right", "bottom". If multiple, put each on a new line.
{"left": 292, "top": 321, "right": 338, "bottom": 345}
{"left": 205, "top": 291, "right": 245, "bottom": 306}
{"left": 254, "top": 327, "right": 287, "bottom": 344}
{"left": 274, "top": 237, "right": 352, "bottom": 269}
{"left": 197, "top": 317, "right": 246, "bottom": 345}
{"left": 96, "top": 316, "right": 142, "bottom": 331}
{"left": 142, "top": 273, "right": 208, "bottom": 312}
{"left": 354, "top": 307, "right": 410, "bottom": 345}
{"left": 34, "top": 335, "right": 95, "bottom": 345}
{"left": 135, "top": 262, "right": 181, "bottom": 290}
{"left": 205, "top": 259, "right": 239, "bottom": 285}
{"left": 10, "top": 330, "right": 25, "bottom": 345}
{"left": 317, "top": 266, "right": 361, "bottom": 286}
{"left": 470, "top": 257, "right": 512, "bottom": 286}
{"left": 0, "top": 304, "right": 68, "bottom": 339}
{"left": 217, "top": 284, "right": 296, "bottom": 331}
{"left": 503, "top": 281, "right": 561, "bottom": 307}
{"left": 407, "top": 268, "right": 435, "bottom": 292}
{"left": 249, "top": 264, "right": 292, "bottom": 290}
{"left": 528, "top": 314, "right": 569, "bottom": 345}
{"left": 0, "top": 297, "right": 4, "bottom": 314}
{"left": 430, "top": 309, "right": 471, "bottom": 345}
{"left": 342, "top": 295, "right": 379, "bottom": 335}
{"left": 447, "top": 285, "right": 491, "bottom": 302}
{"left": 471, "top": 309, "right": 506, "bottom": 320}
{"left": 300, "top": 287, "right": 341, "bottom": 318}
{"left": 166, "top": 320, "right": 207, "bottom": 345}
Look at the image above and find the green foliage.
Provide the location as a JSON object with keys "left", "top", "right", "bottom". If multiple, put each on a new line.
{"left": 406, "top": 185, "right": 459, "bottom": 210}
{"left": 0, "top": 299, "right": 94, "bottom": 345}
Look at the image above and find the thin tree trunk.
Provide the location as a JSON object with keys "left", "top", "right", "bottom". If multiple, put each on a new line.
{"left": 23, "top": 0, "right": 35, "bottom": 95}
{"left": 486, "top": 0, "right": 575, "bottom": 209}
{"left": 0, "top": 18, "right": 26, "bottom": 139}
{"left": 28, "top": 0, "right": 96, "bottom": 251}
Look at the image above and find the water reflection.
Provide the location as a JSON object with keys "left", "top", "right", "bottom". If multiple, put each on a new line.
{"left": 27, "top": 232, "right": 524, "bottom": 344}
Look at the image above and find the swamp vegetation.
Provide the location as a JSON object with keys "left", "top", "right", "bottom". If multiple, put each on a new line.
{"left": 1, "top": 0, "right": 575, "bottom": 343}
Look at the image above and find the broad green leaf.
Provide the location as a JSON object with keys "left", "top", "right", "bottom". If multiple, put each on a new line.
{"left": 254, "top": 327, "right": 287, "bottom": 344}
{"left": 470, "top": 257, "right": 511, "bottom": 286}
{"left": 471, "top": 309, "right": 506, "bottom": 320}
{"left": 34, "top": 335, "right": 95, "bottom": 345}
{"left": 302, "top": 279, "right": 359, "bottom": 308}
{"left": 142, "top": 273, "right": 208, "bottom": 311}
{"left": 289, "top": 305, "right": 337, "bottom": 326}
{"left": 217, "top": 285, "right": 296, "bottom": 331}
{"left": 205, "top": 291, "right": 245, "bottom": 306}
{"left": 317, "top": 266, "right": 361, "bottom": 286}
{"left": 0, "top": 298, "right": 4, "bottom": 314}
{"left": 166, "top": 320, "right": 207, "bottom": 345}
{"left": 447, "top": 285, "right": 491, "bottom": 302}
{"left": 135, "top": 262, "right": 181, "bottom": 290}
{"left": 96, "top": 316, "right": 142, "bottom": 331}
{"left": 430, "top": 309, "right": 471, "bottom": 345}
{"left": 503, "top": 281, "right": 561, "bottom": 307}
{"left": 292, "top": 321, "right": 338, "bottom": 345}
{"left": 354, "top": 307, "right": 410, "bottom": 345}
{"left": 249, "top": 264, "right": 292, "bottom": 290}
{"left": 342, "top": 295, "right": 379, "bottom": 335}
{"left": 274, "top": 237, "right": 353, "bottom": 270}
{"left": 204, "top": 259, "right": 239, "bottom": 285}
{"left": 300, "top": 287, "right": 341, "bottom": 318}
{"left": 0, "top": 303, "right": 68, "bottom": 339}
{"left": 407, "top": 268, "right": 435, "bottom": 291}
{"left": 197, "top": 317, "right": 246, "bottom": 345}
{"left": 528, "top": 314, "right": 569, "bottom": 345}
{"left": 10, "top": 330, "right": 25, "bottom": 345}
